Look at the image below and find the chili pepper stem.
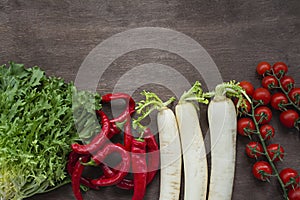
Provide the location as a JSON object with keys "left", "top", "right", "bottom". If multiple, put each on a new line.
{"left": 136, "top": 135, "right": 145, "bottom": 142}
{"left": 250, "top": 100, "right": 288, "bottom": 199}
{"left": 81, "top": 159, "right": 97, "bottom": 167}
{"left": 80, "top": 185, "right": 89, "bottom": 192}
{"left": 115, "top": 120, "right": 127, "bottom": 130}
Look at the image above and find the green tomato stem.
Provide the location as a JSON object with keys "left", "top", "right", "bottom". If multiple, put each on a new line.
{"left": 250, "top": 100, "right": 288, "bottom": 199}
{"left": 269, "top": 70, "right": 300, "bottom": 112}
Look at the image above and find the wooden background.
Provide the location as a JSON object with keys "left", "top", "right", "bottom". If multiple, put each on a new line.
{"left": 0, "top": 0, "right": 300, "bottom": 199}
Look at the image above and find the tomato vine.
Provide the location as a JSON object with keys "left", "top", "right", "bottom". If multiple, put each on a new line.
{"left": 237, "top": 61, "right": 300, "bottom": 200}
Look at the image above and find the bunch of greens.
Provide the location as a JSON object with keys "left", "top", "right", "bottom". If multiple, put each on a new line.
{"left": 0, "top": 62, "right": 101, "bottom": 200}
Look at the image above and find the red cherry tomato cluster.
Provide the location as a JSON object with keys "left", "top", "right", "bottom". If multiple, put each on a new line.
{"left": 237, "top": 79, "right": 299, "bottom": 199}
{"left": 67, "top": 93, "right": 159, "bottom": 200}
{"left": 256, "top": 61, "right": 300, "bottom": 130}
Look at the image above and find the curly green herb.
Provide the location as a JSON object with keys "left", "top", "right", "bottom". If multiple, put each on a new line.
{"left": 0, "top": 62, "right": 101, "bottom": 200}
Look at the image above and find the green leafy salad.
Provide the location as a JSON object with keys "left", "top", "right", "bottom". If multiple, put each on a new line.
{"left": 0, "top": 62, "right": 101, "bottom": 200}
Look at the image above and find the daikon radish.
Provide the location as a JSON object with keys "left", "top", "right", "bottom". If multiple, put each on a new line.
{"left": 175, "top": 81, "right": 209, "bottom": 200}
{"left": 134, "top": 91, "right": 182, "bottom": 200}
{"left": 207, "top": 81, "right": 249, "bottom": 200}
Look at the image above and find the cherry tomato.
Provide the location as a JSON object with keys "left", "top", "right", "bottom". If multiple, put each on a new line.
{"left": 280, "top": 76, "right": 295, "bottom": 91}
{"left": 271, "top": 93, "right": 288, "bottom": 110}
{"left": 289, "top": 187, "right": 300, "bottom": 200}
{"left": 239, "top": 81, "right": 255, "bottom": 96}
{"left": 280, "top": 110, "right": 299, "bottom": 128}
{"left": 259, "top": 124, "right": 275, "bottom": 140}
{"left": 253, "top": 88, "right": 271, "bottom": 105}
{"left": 273, "top": 62, "right": 288, "bottom": 77}
{"left": 262, "top": 76, "right": 278, "bottom": 89}
{"left": 279, "top": 168, "right": 300, "bottom": 189}
{"left": 267, "top": 144, "right": 285, "bottom": 162}
{"left": 252, "top": 161, "right": 272, "bottom": 181}
{"left": 245, "top": 141, "right": 263, "bottom": 158}
{"left": 289, "top": 88, "right": 300, "bottom": 105}
{"left": 254, "top": 106, "right": 272, "bottom": 124}
{"left": 256, "top": 61, "right": 271, "bottom": 75}
{"left": 237, "top": 118, "right": 256, "bottom": 136}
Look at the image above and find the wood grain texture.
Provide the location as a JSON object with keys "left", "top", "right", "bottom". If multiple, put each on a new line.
{"left": 0, "top": 0, "right": 299, "bottom": 199}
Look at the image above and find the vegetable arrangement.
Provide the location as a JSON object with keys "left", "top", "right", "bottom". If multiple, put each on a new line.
{"left": 132, "top": 81, "right": 246, "bottom": 200}
{"left": 68, "top": 92, "right": 160, "bottom": 200}
{"left": 0, "top": 62, "right": 101, "bottom": 200}
{"left": 69, "top": 80, "right": 244, "bottom": 200}
{"left": 237, "top": 61, "right": 300, "bottom": 200}
{"left": 1, "top": 60, "right": 299, "bottom": 200}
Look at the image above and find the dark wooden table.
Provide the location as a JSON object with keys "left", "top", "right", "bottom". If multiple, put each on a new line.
{"left": 1, "top": 0, "right": 299, "bottom": 199}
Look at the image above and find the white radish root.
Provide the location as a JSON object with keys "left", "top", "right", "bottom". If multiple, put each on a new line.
{"left": 207, "top": 96, "right": 237, "bottom": 200}
{"left": 176, "top": 102, "right": 208, "bottom": 200}
{"left": 134, "top": 91, "right": 182, "bottom": 200}
{"left": 206, "top": 81, "right": 248, "bottom": 200}
{"left": 158, "top": 108, "right": 182, "bottom": 200}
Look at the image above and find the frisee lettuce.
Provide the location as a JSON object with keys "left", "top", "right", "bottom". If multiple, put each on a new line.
{"left": 0, "top": 62, "right": 101, "bottom": 200}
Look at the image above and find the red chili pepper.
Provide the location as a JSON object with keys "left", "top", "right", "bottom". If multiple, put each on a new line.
{"left": 123, "top": 119, "right": 134, "bottom": 151}
{"left": 90, "top": 143, "right": 130, "bottom": 186}
{"left": 109, "top": 121, "right": 121, "bottom": 137}
{"left": 101, "top": 93, "right": 135, "bottom": 123}
{"left": 78, "top": 177, "right": 100, "bottom": 190}
{"left": 131, "top": 139, "right": 147, "bottom": 200}
{"left": 101, "top": 162, "right": 117, "bottom": 177}
{"left": 67, "top": 151, "right": 80, "bottom": 175}
{"left": 71, "top": 111, "right": 110, "bottom": 154}
{"left": 71, "top": 156, "right": 91, "bottom": 200}
{"left": 94, "top": 143, "right": 124, "bottom": 181}
{"left": 116, "top": 178, "right": 134, "bottom": 190}
{"left": 67, "top": 151, "right": 100, "bottom": 190}
{"left": 101, "top": 93, "right": 134, "bottom": 151}
{"left": 144, "top": 128, "right": 159, "bottom": 183}
{"left": 116, "top": 128, "right": 159, "bottom": 190}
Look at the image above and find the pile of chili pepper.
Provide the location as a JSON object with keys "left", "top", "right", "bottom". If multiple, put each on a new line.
{"left": 67, "top": 93, "right": 160, "bottom": 200}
